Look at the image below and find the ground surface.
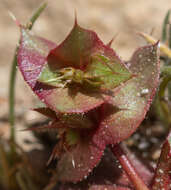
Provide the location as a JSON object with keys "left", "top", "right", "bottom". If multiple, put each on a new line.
{"left": 0, "top": 0, "right": 170, "bottom": 149}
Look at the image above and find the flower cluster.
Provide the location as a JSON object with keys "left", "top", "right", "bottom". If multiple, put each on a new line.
{"left": 17, "top": 20, "right": 160, "bottom": 182}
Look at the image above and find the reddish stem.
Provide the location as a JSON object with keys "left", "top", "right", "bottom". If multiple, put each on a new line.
{"left": 111, "top": 144, "right": 150, "bottom": 190}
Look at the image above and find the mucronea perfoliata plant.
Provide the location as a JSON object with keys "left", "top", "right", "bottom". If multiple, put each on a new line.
{"left": 17, "top": 18, "right": 160, "bottom": 184}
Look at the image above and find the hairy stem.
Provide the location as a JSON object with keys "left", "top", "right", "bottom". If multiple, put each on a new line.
{"left": 111, "top": 144, "right": 150, "bottom": 190}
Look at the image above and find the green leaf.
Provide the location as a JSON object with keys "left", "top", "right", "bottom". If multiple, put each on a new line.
{"left": 66, "top": 129, "right": 80, "bottom": 146}
{"left": 38, "top": 64, "right": 62, "bottom": 87}
{"left": 169, "top": 23, "right": 171, "bottom": 48}
{"left": 86, "top": 54, "right": 132, "bottom": 89}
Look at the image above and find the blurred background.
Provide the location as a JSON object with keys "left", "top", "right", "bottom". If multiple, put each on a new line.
{"left": 0, "top": 0, "right": 170, "bottom": 149}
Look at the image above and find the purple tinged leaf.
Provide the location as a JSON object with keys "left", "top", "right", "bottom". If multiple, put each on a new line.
{"left": 18, "top": 28, "right": 56, "bottom": 88}
{"left": 18, "top": 22, "right": 160, "bottom": 185}
{"left": 33, "top": 107, "right": 57, "bottom": 119}
{"left": 54, "top": 134, "right": 106, "bottom": 183}
{"left": 44, "top": 87, "right": 107, "bottom": 113}
{"left": 60, "top": 185, "right": 131, "bottom": 190}
{"left": 23, "top": 121, "right": 62, "bottom": 133}
{"left": 89, "top": 186, "right": 131, "bottom": 190}
{"left": 95, "top": 43, "right": 160, "bottom": 144}
{"left": 59, "top": 148, "right": 153, "bottom": 189}
{"left": 17, "top": 28, "right": 106, "bottom": 113}
{"left": 152, "top": 131, "right": 171, "bottom": 190}
{"left": 17, "top": 28, "right": 58, "bottom": 110}
{"left": 59, "top": 112, "right": 96, "bottom": 129}
{"left": 47, "top": 22, "right": 99, "bottom": 70}
{"left": 43, "top": 22, "right": 132, "bottom": 113}
{"left": 52, "top": 109, "right": 104, "bottom": 182}
{"left": 18, "top": 22, "right": 132, "bottom": 114}
{"left": 29, "top": 108, "right": 104, "bottom": 183}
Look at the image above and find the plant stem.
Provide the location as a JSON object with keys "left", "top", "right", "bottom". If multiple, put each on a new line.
{"left": 162, "top": 9, "right": 170, "bottom": 42}
{"left": 158, "top": 76, "right": 171, "bottom": 99}
{"left": 9, "top": 49, "right": 18, "bottom": 144}
{"left": 16, "top": 172, "right": 29, "bottom": 190}
{"left": 161, "top": 66, "right": 171, "bottom": 76}
{"left": 27, "top": 2, "right": 47, "bottom": 30}
{"left": 111, "top": 144, "right": 150, "bottom": 190}
{"left": 158, "top": 76, "right": 171, "bottom": 126}
{"left": 8, "top": 2, "right": 47, "bottom": 147}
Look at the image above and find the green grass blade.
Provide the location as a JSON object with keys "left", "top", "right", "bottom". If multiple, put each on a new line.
{"left": 27, "top": 2, "right": 47, "bottom": 30}
{"left": 162, "top": 10, "right": 170, "bottom": 42}
{"left": 169, "top": 24, "right": 171, "bottom": 48}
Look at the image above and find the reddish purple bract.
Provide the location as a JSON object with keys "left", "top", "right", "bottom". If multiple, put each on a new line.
{"left": 17, "top": 20, "right": 160, "bottom": 183}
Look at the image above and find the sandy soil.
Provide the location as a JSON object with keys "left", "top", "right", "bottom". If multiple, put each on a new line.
{"left": 0, "top": 0, "right": 170, "bottom": 148}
